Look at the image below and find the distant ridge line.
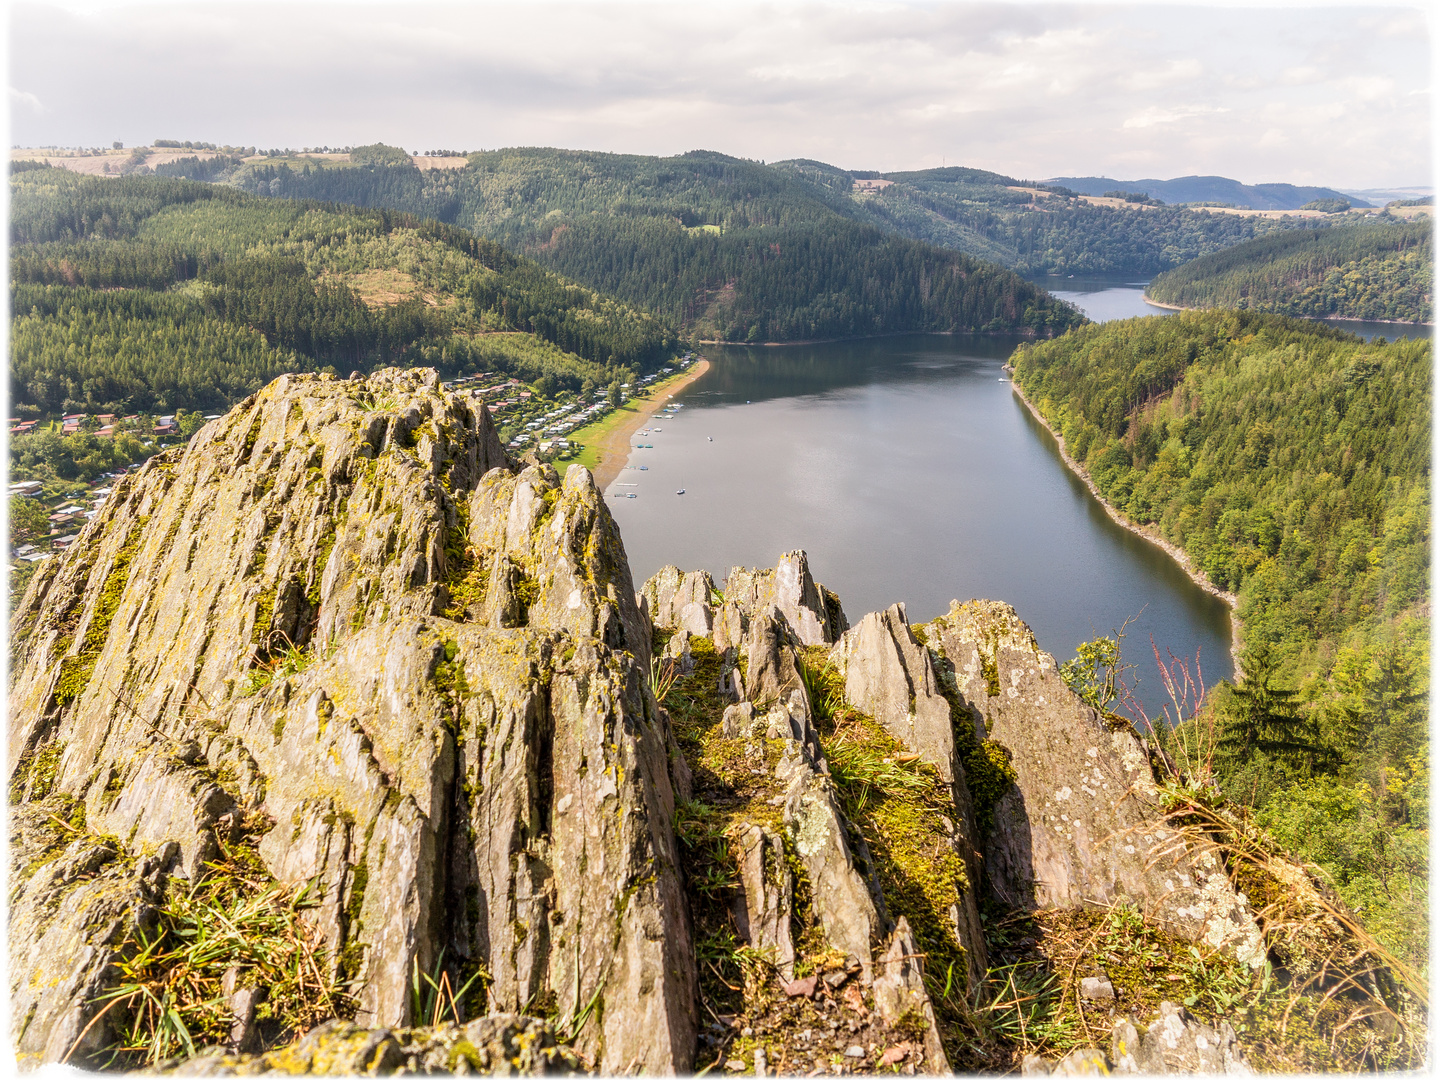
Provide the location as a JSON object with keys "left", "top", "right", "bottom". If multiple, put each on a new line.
{"left": 1043, "top": 174, "right": 1371, "bottom": 210}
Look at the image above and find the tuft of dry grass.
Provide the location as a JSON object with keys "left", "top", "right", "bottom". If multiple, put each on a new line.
{"left": 82, "top": 820, "right": 352, "bottom": 1068}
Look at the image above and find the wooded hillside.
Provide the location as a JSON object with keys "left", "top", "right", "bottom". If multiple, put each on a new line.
{"left": 9, "top": 165, "right": 677, "bottom": 417}
{"left": 1145, "top": 222, "right": 1432, "bottom": 323}
{"left": 1013, "top": 311, "right": 1430, "bottom": 961}
{"left": 229, "top": 148, "right": 1083, "bottom": 341}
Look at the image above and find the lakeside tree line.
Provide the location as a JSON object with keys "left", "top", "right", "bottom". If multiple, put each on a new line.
{"left": 1013, "top": 311, "right": 1430, "bottom": 963}
{"left": 1145, "top": 221, "right": 1433, "bottom": 323}
{"left": 9, "top": 166, "right": 677, "bottom": 417}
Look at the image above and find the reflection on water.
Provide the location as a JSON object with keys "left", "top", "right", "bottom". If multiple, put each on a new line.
{"left": 608, "top": 335, "right": 1234, "bottom": 719}
{"left": 1042, "top": 276, "right": 1179, "bottom": 323}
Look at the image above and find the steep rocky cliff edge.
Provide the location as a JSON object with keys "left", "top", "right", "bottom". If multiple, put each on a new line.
{"left": 8, "top": 370, "right": 1422, "bottom": 1074}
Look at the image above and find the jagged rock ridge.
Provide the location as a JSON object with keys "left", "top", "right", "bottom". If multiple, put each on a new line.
{"left": 10, "top": 369, "right": 1288, "bottom": 1075}
{"left": 10, "top": 370, "right": 691, "bottom": 1072}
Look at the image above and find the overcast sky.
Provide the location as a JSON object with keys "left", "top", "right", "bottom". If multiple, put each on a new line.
{"left": 7, "top": 1, "right": 1434, "bottom": 189}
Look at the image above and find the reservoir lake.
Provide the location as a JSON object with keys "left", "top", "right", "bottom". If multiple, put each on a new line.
{"left": 603, "top": 278, "right": 1425, "bottom": 716}
{"left": 607, "top": 279, "right": 1236, "bottom": 720}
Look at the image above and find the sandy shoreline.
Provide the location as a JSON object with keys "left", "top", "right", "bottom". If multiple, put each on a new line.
{"left": 590, "top": 360, "right": 711, "bottom": 490}
{"left": 1008, "top": 378, "right": 1243, "bottom": 666}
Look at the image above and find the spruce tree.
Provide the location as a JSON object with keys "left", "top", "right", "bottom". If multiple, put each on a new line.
{"left": 1220, "top": 643, "right": 1334, "bottom": 771}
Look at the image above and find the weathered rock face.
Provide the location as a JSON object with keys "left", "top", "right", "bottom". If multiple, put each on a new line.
{"left": 742, "top": 609, "right": 807, "bottom": 705}
{"left": 730, "top": 824, "right": 796, "bottom": 981}
{"left": 719, "top": 691, "right": 887, "bottom": 978}
{"left": 8, "top": 808, "right": 170, "bottom": 1065}
{"left": 173, "top": 1015, "right": 585, "bottom": 1076}
{"left": 871, "top": 918, "right": 949, "bottom": 1073}
{"left": 645, "top": 551, "right": 847, "bottom": 656}
{"left": 1022, "top": 1003, "right": 1250, "bottom": 1075}
{"left": 924, "top": 600, "right": 1266, "bottom": 967}
{"left": 1111, "top": 1003, "right": 1250, "bottom": 1074}
{"left": 831, "top": 604, "right": 954, "bottom": 783}
{"left": 9, "top": 370, "right": 694, "bottom": 1072}
{"left": 639, "top": 566, "right": 715, "bottom": 640}
{"left": 721, "top": 550, "right": 848, "bottom": 647}
{"left": 830, "top": 602, "right": 989, "bottom": 992}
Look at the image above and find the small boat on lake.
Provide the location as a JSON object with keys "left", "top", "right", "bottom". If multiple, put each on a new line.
{"left": 676, "top": 489, "right": 685, "bottom": 495}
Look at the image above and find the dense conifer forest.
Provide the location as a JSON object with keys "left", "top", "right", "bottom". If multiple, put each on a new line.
{"left": 770, "top": 159, "right": 1323, "bottom": 276}
{"left": 224, "top": 146, "right": 1332, "bottom": 300}
{"left": 1145, "top": 222, "right": 1432, "bottom": 323}
{"left": 1012, "top": 311, "right": 1430, "bottom": 962}
{"left": 231, "top": 148, "right": 1083, "bottom": 341}
{"left": 8, "top": 165, "right": 677, "bottom": 417}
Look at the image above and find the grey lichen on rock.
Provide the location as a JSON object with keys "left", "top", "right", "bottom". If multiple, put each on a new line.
{"left": 730, "top": 824, "right": 796, "bottom": 982}
{"left": 1024, "top": 1003, "right": 1250, "bottom": 1075}
{"left": 772, "top": 691, "right": 886, "bottom": 978}
{"left": 925, "top": 599, "right": 1266, "bottom": 968}
{"left": 8, "top": 369, "right": 696, "bottom": 1072}
{"left": 8, "top": 805, "right": 161, "bottom": 1068}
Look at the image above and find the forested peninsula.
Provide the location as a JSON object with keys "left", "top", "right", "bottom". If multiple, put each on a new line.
{"left": 1012, "top": 311, "right": 1430, "bottom": 963}
{"left": 1145, "top": 222, "right": 1433, "bottom": 323}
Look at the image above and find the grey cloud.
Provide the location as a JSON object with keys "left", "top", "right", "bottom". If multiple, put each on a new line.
{"left": 8, "top": 1, "right": 1431, "bottom": 186}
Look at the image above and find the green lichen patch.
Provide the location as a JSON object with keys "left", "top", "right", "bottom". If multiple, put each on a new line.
{"left": 796, "top": 648, "right": 975, "bottom": 1066}
{"left": 11, "top": 739, "right": 65, "bottom": 804}
{"left": 53, "top": 521, "right": 146, "bottom": 708}
{"left": 431, "top": 638, "right": 471, "bottom": 730}
{"left": 307, "top": 533, "right": 337, "bottom": 609}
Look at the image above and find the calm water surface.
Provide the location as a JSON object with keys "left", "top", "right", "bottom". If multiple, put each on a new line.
{"left": 1042, "top": 274, "right": 1431, "bottom": 342}
{"left": 608, "top": 333, "right": 1234, "bottom": 719}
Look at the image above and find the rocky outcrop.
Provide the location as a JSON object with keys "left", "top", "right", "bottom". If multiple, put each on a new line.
{"left": 1022, "top": 1003, "right": 1250, "bottom": 1075}
{"left": 742, "top": 610, "right": 807, "bottom": 705}
{"left": 9, "top": 807, "right": 168, "bottom": 1067}
{"left": 1111, "top": 1003, "right": 1250, "bottom": 1074}
{"left": 720, "top": 691, "right": 886, "bottom": 977}
{"left": 871, "top": 918, "right": 949, "bottom": 1072}
{"left": 13, "top": 361, "right": 1294, "bottom": 1072}
{"left": 831, "top": 604, "right": 954, "bottom": 781}
{"left": 730, "top": 824, "right": 796, "bottom": 981}
{"left": 640, "top": 566, "right": 715, "bottom": 640}
{"left": 8, "top": 370, "right": 694, "bottom": 1071}
{"left": 645, "top": 552, "right": 847, "bottom": 657}
{"left": 721, "top": 551, "right": 848, "bottom": 647}
{"left": 923, "top": 600, "right": 1266, "bottom": 967}
{"left": 830, "top": 603, "right": 989, "bottom": 992}
{"left": 171, "top": 1015, "right": 584, "bottom": 1075}
{"left": 777, "top": 729, "right": 884, "bottom": 974}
